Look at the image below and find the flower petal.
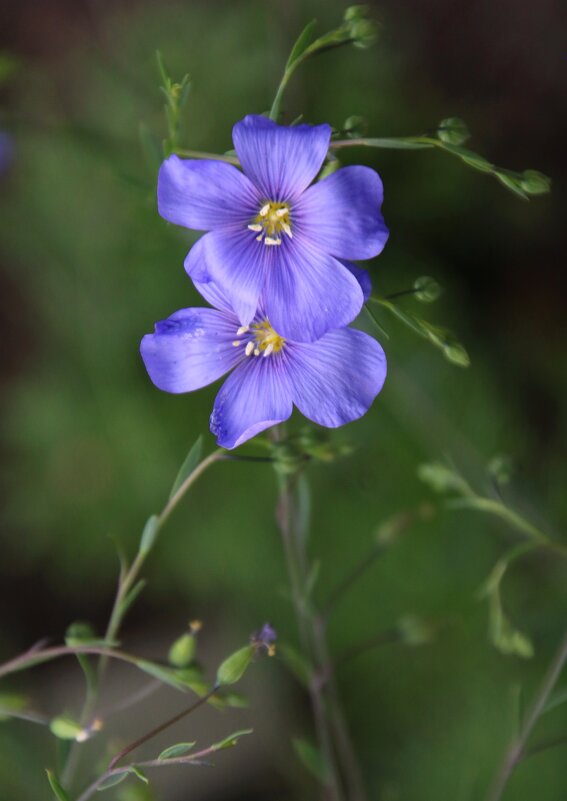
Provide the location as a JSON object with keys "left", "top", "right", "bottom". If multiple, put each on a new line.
{"left": 140, "top": 308, "right": 241, "bottom": 393}
{"left": 341, "top": 260, "right": 372, "bottom": 301}
{"left": 189, "top": 228, "right": 266, "bottom": 326}
{"left": 298, "top": 166, "right": 389, "bottom": 259}
{"left": 264, "top": 238, "right": 364, "bottom": 342}
{"left": 192, "top": 275, "right": 235, "bottom": 315}
{"left": 232, "top": 115, "right": 331, "bottom": 201}
{"left": 287, "top": 328, "right": 387, "bottom": 427}
{"left": 210, "top": 356, "right": 293, "bottom": 449}
{"left": 157, "top": 155, "right": 259, "bottom": 231}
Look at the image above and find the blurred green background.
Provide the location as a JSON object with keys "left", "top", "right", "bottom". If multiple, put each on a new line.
{"left": 0, "top": 0, "right": 565, "bottom": 799}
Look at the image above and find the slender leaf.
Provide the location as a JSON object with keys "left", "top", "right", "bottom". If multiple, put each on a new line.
{"left": 211, "top": 729, "right": 253, "bottom": 750}
{"left": 293, "top": 738, "right": 329, "bottom": 782}
{"left": 285, "top": 20, "right": 317, "bottom": 69}
{"left": 96, "top": 771, "right": 130, "bottom": 791}
{"left": 169, "top": 436, "right": 203, "bottom": 499}
{"left": 46, "top": 770, "right": 71, "bottom": 801}
{"left": 158, "top": 742, "right": 196, "bottom": 760}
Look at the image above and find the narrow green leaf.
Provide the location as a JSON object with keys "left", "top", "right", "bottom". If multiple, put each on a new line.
{"left": 46, "top": 770, "right": 71, "bottom": 801}
{"left": 216, "top": 645, "right": 254, "bottom": 686}
{"left": 139, "top": 515, "right": 159, "bottom": 555}
{"left": 158, "top": 742, "right": 196, "bottom": 760}
{"left": 96, "top": 770, "right": 130, "bottom": 791}
{"left": 135, "top": 660, "right": 188, "bottom": 692}
{"left": 293, "top": 738, "right": 329, "bottom": 782}
{"left": 285, "top": 20, "right": 317, "bottom": 70}
{"left": 441, "top": 143, "right": 493, "bottom": 173}
{"left": 169, "top": 436, "right": 203, "bottom": 499}
{"left": 360, "top": 137, "right": 433, "bottom": 150}
{"left": 129, "top": 766, "right": 149, "bottom": 784}
{"left": 0, "top": 693, "right": 27, "bottom": 722}
{"left": 211, "top": 728, "right": 253, "bottom": 750}
{"left": 120, "top": 579, "right": 147, "bottom": 617}
{"left": 495, "top": 172, "right": 529, "bottom": 200}
{"left": 155, "top": 50, "right": 170, "bottom": 87}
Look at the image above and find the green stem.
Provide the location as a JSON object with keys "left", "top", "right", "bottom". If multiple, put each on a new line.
{"left": 60, "top": 449, "right": 225, "bottom": 787}
{"left": 173, "top": 148, "right": 240, "bottom": 165}
{"left": 276, "top": 475, "right": 344, "bottom": 801}
{"left": 486, "top": 625, "right": 567, "bottom": 801}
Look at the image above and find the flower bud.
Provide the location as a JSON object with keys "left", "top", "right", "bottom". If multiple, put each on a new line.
{"left": 343, "top": 115, "right": 368, "bottom": 138}
{"left": 413, "top": 275, "right": 441, "bottom": 303}
{"left": 437, "top": 117, "right": 470, "bottom": 146}
{"left": 344, "top": 7, "right": 378, "bottom": 49}
{"left": 487, "top": 454, "right": 513, "bottom": 485}
{"left": 519, "top": 169, "right": 551, "bottom": 195}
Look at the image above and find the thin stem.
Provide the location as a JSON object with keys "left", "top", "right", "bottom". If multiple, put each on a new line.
{"left": 108, "top": 686, "right": 218, "bottom": 770}
{"left": 59, "top": 449, "right": 225, "bottom": 787}
{"left": 0, "top": 645, "right": 158, "bottom": 681}
{"left": 486, "top": 624, "right": 567, "bottom": 801}
{"left": 173, "top": 148, "right": 240, "bottom": 165}
{"left": 276, "top": 475, "right": 344, "bottom": 801}
{"left": 76, "top": 742, "right": 218, "bottom": 801}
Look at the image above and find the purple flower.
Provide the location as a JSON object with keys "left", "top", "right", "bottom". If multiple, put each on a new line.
{"left": 157, "top": 115, "right": 388, "bottom": 343}
{"left": 140, "top": 278, "right": 387, "bottom": 450}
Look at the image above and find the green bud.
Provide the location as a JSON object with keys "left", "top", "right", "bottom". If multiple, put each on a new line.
{"left": 442, "top": 339, "right": 470, "bottom": 367}
{"left": 519, "top": 169, "right": 551, "bottom": 195}
{"left": 349, "top": 17, "right": 378, "bottom": 48}
{"left": 437, "top": 117, "right": 470, "bottom": 146}
{"left": 487, "top": 454, "right": 513, "bottom": 485}
{"left": 417, "top": 461, "right": 466, "bottom": 494}
{"left": 413, "top": 275, "right": 441, "bottom": 303}
{"left": 216, "top": 645, "right": 254, "bottom": 686}
{"left": 271, "top": 442, "right": 305, "bottom": 476}
{"left": 65, "top": 621, "right": 96, "bottom": 647}
{"left": 168, "top": 633, "right": 196, "bottom": 668}
{"left": 344, "top": 5, "right": 368, "bottom": 21}
{"left": 343, "top": 115, "right": 368, "bottom": 138}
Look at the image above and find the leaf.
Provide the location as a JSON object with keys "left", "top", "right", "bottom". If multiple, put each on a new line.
{"left": 135, "top": 659, "right": 188, "bottom": 691}
{"left": 293, "top": 738, "right": 329, "bottom": 783}
{"left": 216, "top": 645, "right": 254, "bottom": 686}
{"left": 129, "top": 766, "right": 149, "bottom": 784}
{"left": 211, "top": 728, "right": 253, "bottom": 750}
{"left": 97, "top": 771, "right": 130, "bottom": 791}
{"left": 360, "top": 137, "right": 433, "bottom": 150}
{"left": 158, "top": 742, "right": 196, "bottom": 760}
{"left": 46, "top": 770, "right": 71, "bottom": 801}
{"left": 0, "top": 693, "right": 27, "bottom": 721}
{"left": 285, "top": 20, "right": 317, "bottom": 70}
{"left": 139, "top": 516, "right": 159, "bottom": 555}
{"left": 120, "top": 579, "right": 147, "bottom": 619}
{"left": 495, "top": 172, "right": 529, "bottom": 200}
{"left": 169, "top": 436, "right": 203, "bottom": 499}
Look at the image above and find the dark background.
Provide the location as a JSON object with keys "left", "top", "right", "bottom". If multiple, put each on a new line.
{"left": 0, "top": 1, "right": 565, "bottom": 799}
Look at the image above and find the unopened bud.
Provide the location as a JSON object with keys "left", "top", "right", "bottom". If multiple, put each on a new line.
{"left": 437, "top": 117, "right": 470, "bottom": 146}
{"left": 519, "top": 169, "right": 551, "bottom": 195}
{"left": 414, "top": 275, "right": 441, "bottom": 303}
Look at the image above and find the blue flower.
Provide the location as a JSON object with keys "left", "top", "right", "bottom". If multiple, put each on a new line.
{"left": 140, "top": 277, "right": 386, "bottom": 450}
{"left": 157, "top": 115, "right": 388, "bottom": 343}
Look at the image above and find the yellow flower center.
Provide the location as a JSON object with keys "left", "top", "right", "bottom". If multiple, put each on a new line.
{"left": 231, "top": 319, "right": 285, "bottom": 358}
{"left": 247, "top": 201, "right": 292, "bottom": 246}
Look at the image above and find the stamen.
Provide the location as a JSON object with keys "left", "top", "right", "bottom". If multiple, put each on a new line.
{"left": 275, "top": 208, "right": 288, "bottom": 218}
{"left": 259, "top": 203, "right": 270, "bottom": 217}
{"left": 264, "top": 236, "right": 281, "bottom": 246}
{"left": 281, "top": 223, "right": 293, "bottom": 238}
{"left": 254, "top": 348, "right": 260, "bottom": 356}
{"left": 245, "top": 342, "right": 254, "bottom": 357}
{"left": 256, "top": 234, "right": 263, "bottom": 241}
{"left": 263, "top": 343, "right": 274, "bottom": 357}
{"left": 236, "top": 325, "right": 249, "bottom": 335}
{"left": 232, "top": 340, "right": 242, "bottom": 347}
{"left": 247, "top": 223, "right": 262, "bottom": 232}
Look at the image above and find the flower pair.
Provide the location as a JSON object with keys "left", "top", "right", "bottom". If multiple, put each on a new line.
{"left": 141, "top": 115, "right": 389, "bottom": 448}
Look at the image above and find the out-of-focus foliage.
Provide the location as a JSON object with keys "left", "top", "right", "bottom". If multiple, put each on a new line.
{"left": 0, "top": 1, "right": 565, "bottom": 799}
